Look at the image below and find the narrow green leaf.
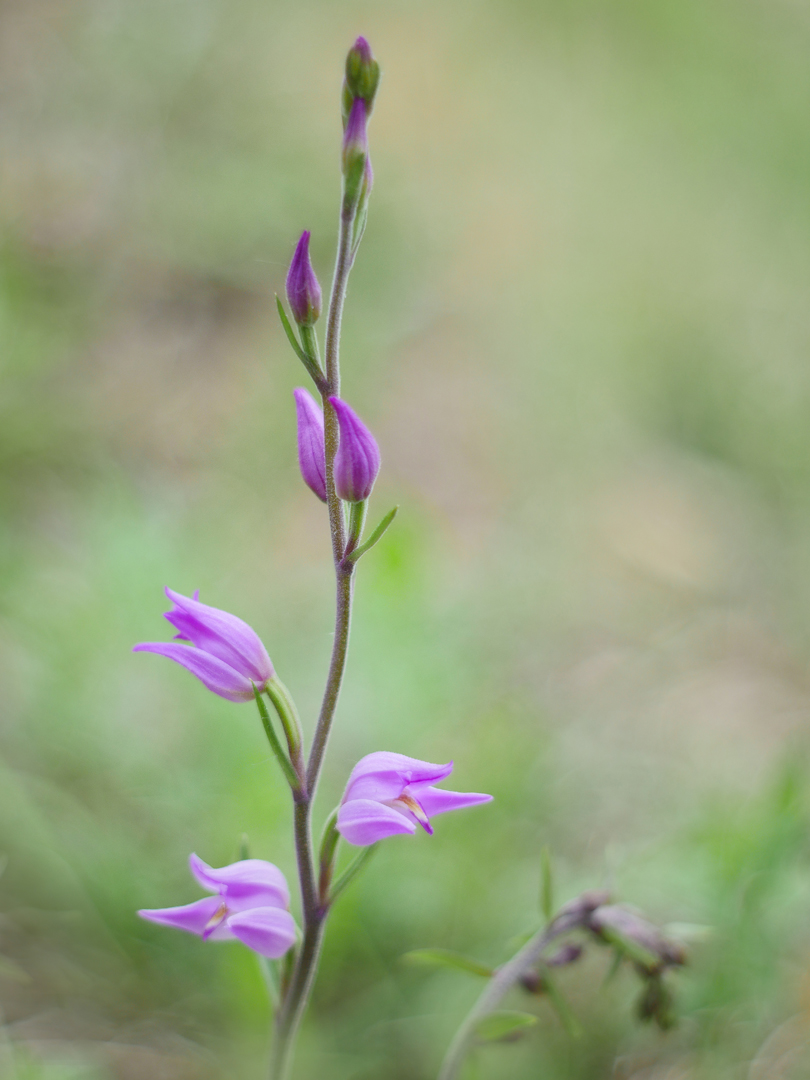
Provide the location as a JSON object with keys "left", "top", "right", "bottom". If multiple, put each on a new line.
{"left": 540, "top": 846, "right": 554, "bottom": 923}
{"left": 275, "top": 296, "right": 326, "bottom": 389}
{"left": 402, "top": 949, "right": 493, "bottom": 979}
{"left": 475, "top": 1011, "right": 538, "bottom": 1042}
{"left": 540, "top": 969, "right": 583, "bottom": 1038}
{"left": 329, "top": 844, "right": 377, "bottom": 904}
{"left": 346, "top": 505, "right": 398, "bottom": 562}
{"left": 252, "top": 685, "right": 301, "bottom": 791}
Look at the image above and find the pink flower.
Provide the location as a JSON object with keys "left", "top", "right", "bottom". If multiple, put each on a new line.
{"left": 139, "top": 854, "right": 296, "bottom": 959}
{"left": 293, "top": 388, "right": 327, "bottom": 502}
{"left": 336, "top": 752, "right": 492, "bottom": 847}
{"left": 134, "top": 588, "right": 274, "bottom": 702}
{"left": 329, "top": 396, "right": 381, "bottom": 503}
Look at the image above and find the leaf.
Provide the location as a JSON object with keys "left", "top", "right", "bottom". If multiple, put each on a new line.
{"left": 346, "top": 506, "right": 398, "bottom": 562}
{"left": 540, "top": 969, "right": 583, "bottom": 1038}
{"left": 475, "top": 1011, "right": 538, "bottom": 1042}
{"left": 275, "top": 296, "right": 326, "bottom": 390}
{"left": 402, "top": 949, "right": 493, "bottom": 979}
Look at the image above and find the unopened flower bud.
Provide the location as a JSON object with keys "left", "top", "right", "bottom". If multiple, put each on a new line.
{"left": 342, "top": 97, "right": 369, "bottom": 177}
{"left": 329, "top": 396, "right": 381, "bottom": 503}
{"left": 342, "top": 36, "right": 380, "bottom": 125}
{"left": 293, "top": 388, "right": 327, "bottom": 502}
{"left": 285, "top": 231, "right": 322, "bottom": 327}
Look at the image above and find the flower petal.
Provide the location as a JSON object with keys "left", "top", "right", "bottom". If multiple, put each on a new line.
{"left": 337, "top": 798, "right": 417, "bottom": 847}
{"left": 414, "top": 786, "right": 493, "bottom": 818}
{"left": 294, "top": 388, "right": 327, "bottom": 502}
{"left": 227, "top": 906, "right": 297, "bottom": 958}
{"left": 138, "top": 896, "right": 223, "bottom": 937}
{"left": 162, "top": 588, "right": 274, "bottom": 686}
{"left": 189, "top": 854, "right": 289, "bottom": 909}
{"left": 133, "top": 642, "right": 255, "bottom": 702}
{"left": 342, "top": 752, "right": 453, "bottom": 804}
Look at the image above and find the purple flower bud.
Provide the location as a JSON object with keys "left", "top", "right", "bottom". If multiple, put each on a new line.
{"left": 342, "top": 36, "right": 380, "bottom": 124}
{"left": 139, "top": 854, "right": 296, "bottom": 959}
{"left": 134, "top": 588, "right": 274, "bottom": 702}
{"left": 336, "top": 751, "right": 493, "bottom": 847}
{"left": 293, "top": 388, "right": 327, "bottom": 502}
{"left": 329, "top": 396, "right": 381, "bottom": 503}
{"left": 285, "top": 231, "right": 322, "bottom": 327}
{"left": 342, "top": 97, "right": 369, "bottom": 176}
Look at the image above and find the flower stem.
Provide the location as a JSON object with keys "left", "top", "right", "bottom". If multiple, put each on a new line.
{"left": 437, "top": 893, "right": 608, "bottom": 1080}
{"left": 270, "top": 191, "right": 362, "bottom": 1080}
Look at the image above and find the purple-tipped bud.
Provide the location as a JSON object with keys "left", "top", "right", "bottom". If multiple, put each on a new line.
{"left": 342, "top": 36, "right": 380, "bottom": 125}
{"left": 342, "top": 98, "right": 369, "bottom": 174}
{"left": 329, "top": 396, "right": 381, "bottom": 503}
{"left": 293, "top": 388, "right": 327, "bottom": 502}
{"left": 285, "top": 232, "right": 322, "bottom": 327}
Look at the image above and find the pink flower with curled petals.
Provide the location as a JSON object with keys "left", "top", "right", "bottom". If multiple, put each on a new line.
{"left": 336, "top": 752, "right": 492, "bottom": 847}
{"left": 134, "top": 588, "right": 274, "bottom": 702}
{"left": 139, "top": 854, "right": 296, "bottom": 959}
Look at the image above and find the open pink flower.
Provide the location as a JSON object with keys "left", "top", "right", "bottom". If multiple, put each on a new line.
{"left": 134, "top": 588, "right": 274, "bottom": 702}
{"left": 336, "top": 752, "right": 492, "bottom": 847}
{"left": 138, "top": 854, "right": 296, "bottom": 959}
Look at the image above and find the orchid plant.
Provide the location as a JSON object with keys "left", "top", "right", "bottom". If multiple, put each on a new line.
{"left": 134, "top": 36, "right": 686, "bottom": 1080}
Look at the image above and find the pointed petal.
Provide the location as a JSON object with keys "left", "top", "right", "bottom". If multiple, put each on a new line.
{"left": 189, "top": 854, "right": 289, "bottom": 908}
{"left": 329, "top": 397, "right": 381, "bottom": 503}
{"left": 133, "top": 642, "right": 255, "bottom": 702}
{"left": 227, "top": 907, "right": 297, "bottom": 958}
{"left": 294, "top": 388, "right": 327, "bottom": 501}
{"left": 138, "top": 896, "right": 222, "bottom": 937}
{"left": 337, "top": 798, "right": 417, "bottom": 847}
{"left": 162, "top": 588, "right": 274, "bottom": 686}
{"left": 343, "top": 752, "right": 453, "bottom": 803}
{"left": 414, "top": 786, "right": 493, "bottom": 818}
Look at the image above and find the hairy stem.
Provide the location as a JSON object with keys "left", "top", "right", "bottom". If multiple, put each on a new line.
{"left": 270, "top": 197, "right": 361, "bottom": 1080}
{"left": 270, "top": 918, "right": 326, "bottom": 1080}
{"left": 307, "top": 566, "right": 353, "bottom": 794}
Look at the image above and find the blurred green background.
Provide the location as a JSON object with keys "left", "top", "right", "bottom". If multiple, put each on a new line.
{"left": 2, "top": 0, "right": 810, "bottom": 1076}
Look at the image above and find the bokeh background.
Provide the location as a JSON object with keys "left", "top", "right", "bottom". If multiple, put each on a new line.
{"left": 2, "top": 0, "right": 810, "bottom": 1076}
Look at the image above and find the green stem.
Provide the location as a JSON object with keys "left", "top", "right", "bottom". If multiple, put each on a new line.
{"left": 344, "top": 500, "right": 367, "bottom": 558}
{"left": 306, "top": 565, "right": 353, "bottom": 794}
{"left": 437, "top": 900, "right": 602, "bottom": 1080}
{"left": 269, "top": 188, "right": 362, "bottom": 1080}
{"left": 269, "top": 918, "right": 327, "bottom": 1080}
